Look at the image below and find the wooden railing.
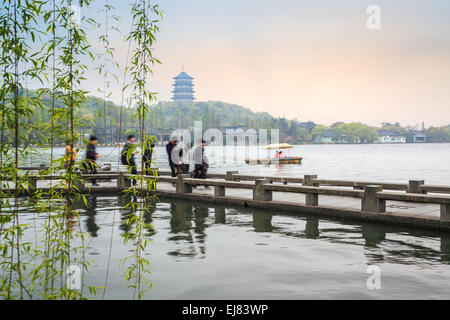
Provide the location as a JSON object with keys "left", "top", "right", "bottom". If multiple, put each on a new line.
{"left": 173, "top": 174, "right": 450, "bottom": 221}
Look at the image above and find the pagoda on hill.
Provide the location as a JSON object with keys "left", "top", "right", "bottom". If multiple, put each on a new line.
{"left": 172, "top": 71, "right": 195, "bottom": 101}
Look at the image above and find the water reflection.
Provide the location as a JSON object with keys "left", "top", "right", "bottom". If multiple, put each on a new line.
{"left": 85, "top": 196, "right": 99, "bottom": 237}
{"left": 169, "top": 202, "right": 193, "bottom": 235}
{"left": 362, "top": 224, "right": 387, "bottom": 264}
{"left": 66, "top": 196, "right": 450, "bottom": 266}
{"left": 118, "top": 193, "right": 135, "bottom": 233}
{"left": 252, "top": 211, "right": 273, "bottom": 232}
{"left": 116, "top": 194, "right": 156, "bottom": 237}
{"left": 193, "top": 205, "right": 209, "bottom": 255}
{"left": 362, "top": 224, "right": 386, "bottom": 248}
{"left": 249, "top": 211, "right": 450, "bottom": 267}
{"left": 214, "top": 207, "right": 226, "bottom": 224}
{"left": 441, "top": 234, "right": 450, "bottom": 262}
{"left": 143, "top": 202, "right": 156, "bottom": 237}
{"left": 305, "top": 217, "right": 319, "bottom": 239}
{"left": 167, "top": 202, "right": 195, "bottom": 257}
{"left": 165, "top": 202, "right": 450, "bottom": 266}
{"left": 165, "top": 202, "right": 212, "bottom": 258}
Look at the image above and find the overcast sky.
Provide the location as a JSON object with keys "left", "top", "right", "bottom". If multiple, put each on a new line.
{"left": 81, "top": 0, "right": 450, "bottom": 127}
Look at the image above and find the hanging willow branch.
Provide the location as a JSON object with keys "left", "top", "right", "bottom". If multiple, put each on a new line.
{"left": 120, "top": 0, "right": 162, "bottom": 299}
{"left": 0, "top": 0, "right": 46, "bottom": 300}
{"left": 0, "top": 0, "right": 163, "bottom": 300}
{"left": 0, "top": 0, "right": 102, "bottom": 300}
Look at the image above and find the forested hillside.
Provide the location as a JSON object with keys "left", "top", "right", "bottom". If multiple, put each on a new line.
{"left": 3, "top": 90, "right": 449, "bottom": 145}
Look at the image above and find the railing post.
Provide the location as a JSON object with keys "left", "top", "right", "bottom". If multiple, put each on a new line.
{"left": 74, "top": 172, "right": 85, "bottom": 190}
{"left": 214, "top": 185, "right": 225, "bottom": 196}
{"left": 253, "top": 179, "right": 272, "bottom": 201}
{"left": 303, "top": 175, "right": 318, "bottom": 186}
{"left": 117, "top": 172, "right": 130, "bottom": 189}
{"left": 226, "top": 171, "right": 238, "bottom": 181}
{"left": 176, "top": 174, "right": 192, "bottom": 193}
{"left": 117, "top": 172, "right": 122, "bottom": 188}
{"left": 362, "top": 185, "right": 385, "bottom": 213}
{"left": 441, "top": 204, "right": 450, "bottom": 222}
{"left": 353, "top": 183, "right": 364, "bottom": 190}
{"left": 306, "top": 192, "right": 319, "bottom": 206}
{"left": 408, "top": 180, "right": 425, "bottom": 194}
{"left": 304, "top": 175, "right": 318, "bottom": 206}
{"left": 215, "top": 207, "right": 226, "bottom": 224}
{"left": 30, "top": 177, "right": 37, "bottom": 190}
{"left": 39, "top": 163, "right": 46, "bottom": 174}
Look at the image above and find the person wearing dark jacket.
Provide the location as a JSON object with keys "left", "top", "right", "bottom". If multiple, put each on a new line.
{"left": 143, "top": 138, "right": 155, "bottom": 176}
{"left": 166, "top": 136, "right": 179, "bottom": 177}
{"left": 85, "top": 135, "right": 100, "bottom": 186}
{"left": 121, "top": 134, "right": 137, "bottom": 186}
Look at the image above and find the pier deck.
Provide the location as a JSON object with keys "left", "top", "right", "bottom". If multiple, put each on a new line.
{"left": 152, "top": 181, "right": 441, "bottom": 219}
{"left": 4, "top": 169, "right": 450, "bottom": 232}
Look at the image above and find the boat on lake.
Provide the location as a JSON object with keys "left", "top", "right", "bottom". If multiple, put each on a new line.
{"left": 245, "top": 143, "right": 303, "bottom": 165}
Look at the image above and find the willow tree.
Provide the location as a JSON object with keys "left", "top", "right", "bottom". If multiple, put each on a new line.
{"left": 0, "top": 0, "right": 47, "bottom": 300}
{"left": 121, "top": 0, "right": 161, "bottom": 299}
{"left": 0, "top": 0, "right": 163, "bottom": 300}
{"left": 36, "top": 0, "right": 98, "bottom": 299}
{"left": 0, "top": 0, "right": 100, "bottom": 299}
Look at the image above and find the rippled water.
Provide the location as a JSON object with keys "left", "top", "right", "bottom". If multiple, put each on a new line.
{"left": 26, "top": 143, "right": 450, "bottom": 184}
{"left": 13, "top": 143, "right": 450, "bottom": 299}
{"left": 13, "top": 196, "right": 450, "bottom": 299}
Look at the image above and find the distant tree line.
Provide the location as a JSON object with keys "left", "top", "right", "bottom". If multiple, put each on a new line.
{"left": 375, "top": 122, "right": 450, "bottom": 143}
{"left": 310, "top": 122, "right": 450, "bottom": 144}
{"left": 2, "top": 90, "right": 449, "bottom": 145}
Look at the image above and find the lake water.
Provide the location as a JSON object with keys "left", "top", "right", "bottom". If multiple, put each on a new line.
{"left": 10, "top": 143, "right": 450, "bottom": 299}
{"left": 11, "top": 196, "right": 450, "bottom": 299}
{"left": 25, "top": 143, "right": 450, "bottom": 184}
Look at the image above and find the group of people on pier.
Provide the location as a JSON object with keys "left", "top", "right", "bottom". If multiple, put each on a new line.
{"left": 64, "top": 134, "right": 209, "bottom": 187}
{"left": 166, "top": 135, "right": 209, "bottom": 181}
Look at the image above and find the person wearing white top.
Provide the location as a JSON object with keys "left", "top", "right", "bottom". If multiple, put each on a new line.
{"left": 193, "top": 139, "right": 208, "bottom": 179}
{"left": 175, "top": 142, "right": 191, "bottom": 174}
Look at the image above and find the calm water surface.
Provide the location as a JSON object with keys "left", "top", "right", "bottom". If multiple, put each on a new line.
{"left": 15, "top": 143, "right": 450, "bottom": 299}
{"left": 15, "top": 196, "right": 450, "bottom": 299}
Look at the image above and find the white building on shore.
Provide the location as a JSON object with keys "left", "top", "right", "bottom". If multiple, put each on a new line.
{"left": 377, "top": 130, "right": 406, "bottom": 143}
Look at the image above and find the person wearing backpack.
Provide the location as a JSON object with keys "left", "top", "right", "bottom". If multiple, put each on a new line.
{"left": 121, "top": 134, "right": 137, "bottom": 186}
{"left": 166, "top": 136, "right": 179, "bottom": 177}
{"left": 84, "top": 135, "right": 100, "bottom": 186}
{"left": 143, "top": 137, "right": 155, "bottom": 176}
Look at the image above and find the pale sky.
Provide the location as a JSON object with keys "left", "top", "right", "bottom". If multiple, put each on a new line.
{"left": 81, "top": 0, "right": 450, "bottom": 127}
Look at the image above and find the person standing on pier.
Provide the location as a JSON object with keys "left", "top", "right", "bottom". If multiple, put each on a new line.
{"left": 193, "top": 139, "right": 209, "bottom": 180}
{"left": 85, "top": 135, "right": 100, "bottom": 186}
{"left": 177, "top": 142, "right": 191, "bottom": 174}
{"left": 64, "top": 140, "right": 79, "bottom": 172}
{"left": 121, "top": 134, "right": 137, "bottom": 186}
{"left": 143, "top": 137, "right": 155, "bottom": 176}
{"left": 166, "top": 136, "right": 179, "bottom": 177}
{"left": 172, "top": 141, "right": 190, "bottom": 175}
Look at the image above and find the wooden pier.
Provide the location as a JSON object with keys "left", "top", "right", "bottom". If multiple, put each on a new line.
{"left": 5, "top": 167, "right": 450, "bottom": 232}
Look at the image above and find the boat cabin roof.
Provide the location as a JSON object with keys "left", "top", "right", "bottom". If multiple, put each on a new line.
{"left": 265, "top": 143, "right": 293, "bottom": 149}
